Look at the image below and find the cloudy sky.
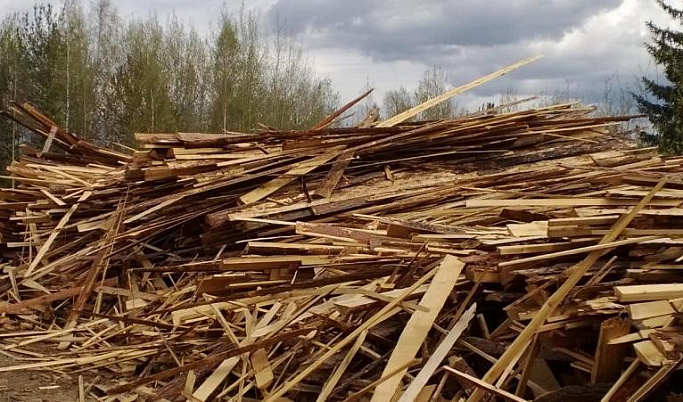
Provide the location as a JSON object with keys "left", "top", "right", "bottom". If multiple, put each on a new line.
{"left": 0, "top": 0, "right": 675, "bottom": 109}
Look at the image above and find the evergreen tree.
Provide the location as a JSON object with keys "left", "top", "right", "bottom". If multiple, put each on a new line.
{"left": 635, "top": 0, "right": 683, "bottom": 154}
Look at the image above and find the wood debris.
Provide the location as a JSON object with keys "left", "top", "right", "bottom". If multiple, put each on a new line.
{"left": 2, "top": 83, "right": 683, "bottom": 401}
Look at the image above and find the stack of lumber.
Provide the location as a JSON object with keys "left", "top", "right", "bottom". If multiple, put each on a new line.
{"left": 2, "top": 67, "right": 683, "bottom": 400}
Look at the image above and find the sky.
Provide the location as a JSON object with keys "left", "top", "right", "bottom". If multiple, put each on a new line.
{"left": 0, "top": 0, "right": 675, "bottom": 110}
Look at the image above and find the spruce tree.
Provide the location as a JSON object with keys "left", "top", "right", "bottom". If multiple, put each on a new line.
{"left": 635, "top": 0, "right": 683, "bottom": 154}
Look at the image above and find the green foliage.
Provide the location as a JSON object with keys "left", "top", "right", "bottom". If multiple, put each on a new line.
{"left": 0, "top": 1, "right": 338, "bottom": 173}
{"left": 635, "top": 0, "right": 683, "bottom": 154}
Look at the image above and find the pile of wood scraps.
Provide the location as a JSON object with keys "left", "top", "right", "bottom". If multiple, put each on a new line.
{"left": 2, "top": 62, "right": 683, "bottom": 401}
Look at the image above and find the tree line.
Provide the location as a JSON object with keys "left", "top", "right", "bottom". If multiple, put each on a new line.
{"left": 0, "top": 1, "right": 340, "bottom": 170}
{"left": 2, "top": 0, "right": 683, "bottom": 173}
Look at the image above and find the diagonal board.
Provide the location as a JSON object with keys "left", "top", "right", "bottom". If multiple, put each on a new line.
{"left": 397, "top": 303, "right": 476, "bottom": 402}
{"left": 371, "top": 255, "right": 464, "bottom": 402}
{"left": 376, "top": 55, "right": 542, "bottom": 128}
{"left": 465, "top": 178, "right": 668, "bottom": 402}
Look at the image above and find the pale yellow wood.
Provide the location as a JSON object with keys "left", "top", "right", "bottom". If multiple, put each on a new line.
{"left": 634, "top": 340, "right": 672, "bottom": 366}
{"left": 615, "top": 284, "right": 683, "bottom": 302}
{"left": 376, "top": 55, "right": 541, "bottom": 127}
{"left": 371, "top": 255, "right": 464, "bottom": 402}
{"left": 398, "top": 304, "right": 476, "bottom": 402}
{"left": 627, "top": 300, "right": 676, "bottom": 320}
{"left": 251, "top": 348, "right": 274, "bottom": 389}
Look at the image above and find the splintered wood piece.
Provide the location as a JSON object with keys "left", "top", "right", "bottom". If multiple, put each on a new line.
{"left": 371, "top": 255, "right": 464, "bottom": 402}
{"left": 634, "top": 340, "right": 672, "bottom": 366}
{"left": 398, "top": 303, "right": 476, "bottom": 402}
{"left": 251, "top": 348, "right": 274, "bottom": 389}
{"left": 591, "top": 316, "right": 631, "bottom": 384}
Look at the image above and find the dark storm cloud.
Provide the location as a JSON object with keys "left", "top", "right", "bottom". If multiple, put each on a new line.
{"left": 265, "top": 0, "right": 623, "bottom": 61}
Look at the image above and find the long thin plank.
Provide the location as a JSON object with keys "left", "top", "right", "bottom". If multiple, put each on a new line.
{"left": 397, "top": 304, "right": 476, "bottom": 402}
{"left": 371, "top": 255, "right": 464, "bottom": 402}
{"left": 467, "top": 198, "right": 679, "bottom": 207}
{"left": 376, "top": 56, "right": 541, "bottom": 127}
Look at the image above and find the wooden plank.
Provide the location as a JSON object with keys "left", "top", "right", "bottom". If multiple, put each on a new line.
{"left": 397, "top": 304, "right": 476, "bottom": 402}
{"left": 313, "top": 150, "right": 354, "bottom": 198}
{"left": 371, "top": 255, "right": 464, "bottom": 402}
{"left": 376, "top": 55, "right": 541, "bottom": 127}
{"left": 498, "top": 236, "right": 659, "bottom": 269}
{"left": 467, "top": 198, "right": 679, "bottom": 207}
{"left": 24, "top": 203, "right": 79, "bottom": 277}
{"left": 634, "top": 340, "right": 673, "bottom": 366}
{"left": 627, "top": 300, "right": 676, "bottom": 320}
{"left": 615, "top": 284, "right": 683, "bottom": 302}
{"left": 262, "top": 260, "right": 442, "bottom": 402}
{"left": 591, "top": 317, "right": 630, "bottom": 384}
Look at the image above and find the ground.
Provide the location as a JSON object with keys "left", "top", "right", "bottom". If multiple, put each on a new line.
{"left": 0, "top": 354, "right": 84, "bottom": 402}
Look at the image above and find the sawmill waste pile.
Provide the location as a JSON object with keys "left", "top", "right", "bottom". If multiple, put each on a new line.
{"left": 2, "top": 74, "right": 683, "bottom": 400}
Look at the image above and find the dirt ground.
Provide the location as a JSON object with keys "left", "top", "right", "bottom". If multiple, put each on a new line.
{"left": 0, "top": 354, "right": 84, "bottom": 402}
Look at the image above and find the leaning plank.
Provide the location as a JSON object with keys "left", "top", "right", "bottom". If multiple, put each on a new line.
{"left": 376, "top": 55, "right": 541, "bottom": 127}
{"left": 397, "top": 303, "right": 476, "bottom": 402}
{"left": 626, "top": 357, "right": 682, "bottom": 402}
{"left": 371, "top": 255, "right": 464, "bottom": 402}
